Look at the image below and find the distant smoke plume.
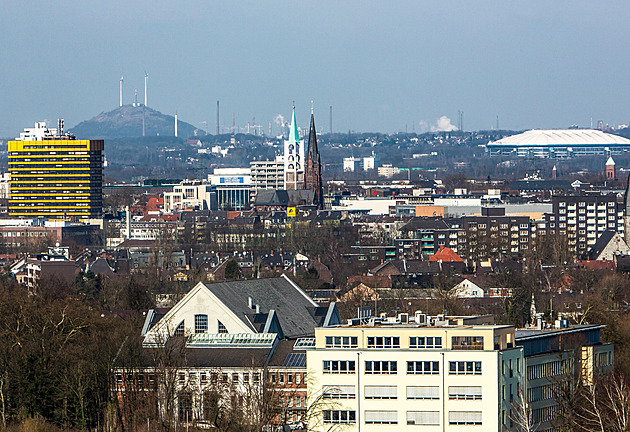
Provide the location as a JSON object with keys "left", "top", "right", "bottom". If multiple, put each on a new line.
{"left": 273, "top": 114, "right": 286, "bottom": 127}
{"left": 430, "top": 116, "right": 458, "bottom": 132}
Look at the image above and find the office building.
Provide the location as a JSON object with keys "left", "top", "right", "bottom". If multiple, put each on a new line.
{"left": 8, "top": 121, "right": 104, "bottom": 218}
{"left": 250, "top": 156, "right": 285, "bottom": 191}
{"left": 307, "top": 314, "right": 521, "bottom": 432}
{"left": 307, "top": 313, "right": 613, "bottom": 432}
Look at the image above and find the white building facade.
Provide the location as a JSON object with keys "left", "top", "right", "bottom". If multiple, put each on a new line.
{"left": 307, "top": 316, "right": 521, "bottom": 432}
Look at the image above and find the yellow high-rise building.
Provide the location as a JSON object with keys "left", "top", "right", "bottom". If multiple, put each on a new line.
{"left": 8, "top": 121, "right": 104, "bottom": 219}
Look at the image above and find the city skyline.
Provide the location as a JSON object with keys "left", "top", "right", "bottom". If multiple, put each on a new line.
{"left": 2, "top": 1, "right": 630, "bottom": 137}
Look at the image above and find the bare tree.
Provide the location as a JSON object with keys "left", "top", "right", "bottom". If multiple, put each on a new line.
{"left": 509, "top": 387, "right": 539, "bottom": 432}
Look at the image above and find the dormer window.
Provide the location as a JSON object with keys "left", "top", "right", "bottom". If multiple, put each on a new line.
{"left": 174, "top": 320, "right": 185, "bottom": 336}
{"left": 218, "top": 320, "right": 228, "bottom": 334}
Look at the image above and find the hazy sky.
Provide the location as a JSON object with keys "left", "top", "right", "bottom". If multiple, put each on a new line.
{"left": 2, "top": 1, "right": 630, "bottom": 137}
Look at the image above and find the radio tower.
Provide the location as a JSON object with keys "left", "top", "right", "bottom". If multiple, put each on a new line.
{"left": 144, "top": 72, "right": 148, "bottom": 107}
{"left": 216, "top": 101, "right": 220, "bottom": 135}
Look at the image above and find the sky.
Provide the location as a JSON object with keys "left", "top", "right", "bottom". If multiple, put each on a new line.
{"left": 1, "top": 1, "right": 630, "bottom": 137}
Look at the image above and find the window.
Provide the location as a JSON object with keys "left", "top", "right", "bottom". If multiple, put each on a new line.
{"left": 253, "top": 373, "right": 260, "bottom": 384}
{"left": 449, "top": 386, "right": 482, "bottom": 400}
{"left": 195, "top": 314, "right": 208, "bottom": 333}
{"left": 449, "top": 411, "right": 482, "bottom": 425}
{"left": 451, "top": 336, "right": 484, "bottom": 350}
{"left": 449, "top": 361, "right": 482, "bottom": 375}
{"left": 323, "top": 410, "right": 355, "bottom": 424}
{"left": 323, "top": 385, "right": 356, "bottom": 399}
{"left": 407, "top": 411, "right": 439, "bottom": 425}
{"left": 367, "top": 336, "right": 400, "bottom": 348}
{"left": 365, "top": 385, "right": 397, "bottom": 399}
{"left": 365, "top": 411, "right": 397, "bottom": 425}
{"left": 178, "top": 392, "right": 193, "bottom": 421}
{"left": 218, "top": 320, "right": 228, "bottom": 334}
{"left": 407, "top": 386, "right": 439, "bottom": 400}
{"left": 174, "top": 320, "right": 185, "bottom": 336}
{"left": 365, "top": 361, "right": 397, "bottom": 374}
{"left": 323, "top": 360, "right": 356, "bottom": 374}
{"left": 409, "top": 336, "right": 442, "bottom": 349}
{"left": 407, "top": 361, "right": 439, "bottom": 374}
{"left": 325, "top": 336, "right": 358, "bottom": 348}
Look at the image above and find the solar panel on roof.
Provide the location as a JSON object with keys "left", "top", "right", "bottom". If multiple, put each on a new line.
{"left": 283, "top": 353, "right": 306, "bottom": 368}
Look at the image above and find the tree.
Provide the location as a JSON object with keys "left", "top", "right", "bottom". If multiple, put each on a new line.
{"left": 225, "top": 259, "right": 241, "bottom": 281}
{"left": 509, "top": 387, "right": 539, "bottom": 432}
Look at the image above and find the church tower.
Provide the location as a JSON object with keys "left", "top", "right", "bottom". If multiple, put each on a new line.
{"left": 606, "top": 157, "right": 616, "bottom": 181}
{"left": 304, "top": 109, "right": 324, "bottom": 209}
{"left": 283, "top": 106, "right": 304, "bottom": 190}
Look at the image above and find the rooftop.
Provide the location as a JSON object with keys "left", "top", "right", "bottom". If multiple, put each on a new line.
{"left": 488, "top": 129, "right": 630, "bottom": 147}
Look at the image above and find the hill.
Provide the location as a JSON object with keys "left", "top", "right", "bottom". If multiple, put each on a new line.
{"left": 69, "top": 105, "right": 201, "bottom": 139}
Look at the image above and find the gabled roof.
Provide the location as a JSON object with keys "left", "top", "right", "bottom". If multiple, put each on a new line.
{"left": 88, "top": 256, "right": 116, "bottom": 277}
{"left": 194, "top": 275, "right": 320, "bottom": 338}
{"left": 584, "top": 230, "right": 629, "bottom": 261}
{"left": 255, "top": 189, "right": 290, "bottom": 206}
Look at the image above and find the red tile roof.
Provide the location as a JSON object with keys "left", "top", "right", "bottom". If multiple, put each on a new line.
{"left": 429, "top": 246, "right": 464, "bottom": 262}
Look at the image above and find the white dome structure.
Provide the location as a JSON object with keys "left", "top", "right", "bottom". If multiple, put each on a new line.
{"left": 486, "top": 129, "right": 630, "bottom": 158}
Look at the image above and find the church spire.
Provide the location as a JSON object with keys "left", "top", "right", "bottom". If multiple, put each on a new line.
{"left": 307, "top": 111, "right": 319, "bottom": 160}
{"left": 304, "top": 110, "right": 324, "bottom": 210}
{"left": 288, "top": 104, "right": 299, "bottom": 144}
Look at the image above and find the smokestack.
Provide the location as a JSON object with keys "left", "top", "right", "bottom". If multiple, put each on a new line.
{"left": 330, "top": 105, "right": 333, "bottom": 134}
{"left": 144, "top": 72, "right": 148, "bottom": 107}
{"left": 175, "top": 112, "right": 178, "bottom": 137}
{"left": 216, "top": 101, "right": 220, "bottom": 135}
{"left": 119, "top": 76, "right": 123, "bottom": 107}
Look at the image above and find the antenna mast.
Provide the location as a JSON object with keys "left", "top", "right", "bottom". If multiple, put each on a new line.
{"left": 216, "top": 101, "right": 220, "bottom": 135}
{"left": 119, "top": 76, "right": 123, "bottom": 107}
{"left": 144, "top": 72, "right": 148, "bottom": 107}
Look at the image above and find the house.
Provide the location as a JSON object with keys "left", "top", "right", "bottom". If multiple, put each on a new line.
{"left": 116, "top": 275, "right": 342, "bottom": 428}
{"left": 450, "top": 278, "right": 485, "bottom": 298}
{"left": 143, "top": 275, "right": 341, "bottom": 343}
{"left": 450, "top": 276, "right": 513, "bottom": 298}
{"left": 583, "top": 230, "right": 630, "bottom": 261}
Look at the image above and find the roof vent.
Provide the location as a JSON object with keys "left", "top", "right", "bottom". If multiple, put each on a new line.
{"left": 256, "top": 304, "right": 260, "bottom": 314}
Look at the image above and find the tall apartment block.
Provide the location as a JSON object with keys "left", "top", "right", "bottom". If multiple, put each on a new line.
{"left": 541, "top": 195, "right": 624, "bottom": 253}
{"left": 307, "top": 313, "right": 613, "bottom": 432}
{"left": 8, "top": 121, "right": 104, "bottom": 218}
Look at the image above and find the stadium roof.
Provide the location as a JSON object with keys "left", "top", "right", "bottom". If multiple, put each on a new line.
{"left": 487, "top": 129, "right": 630, "bottom": 148}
